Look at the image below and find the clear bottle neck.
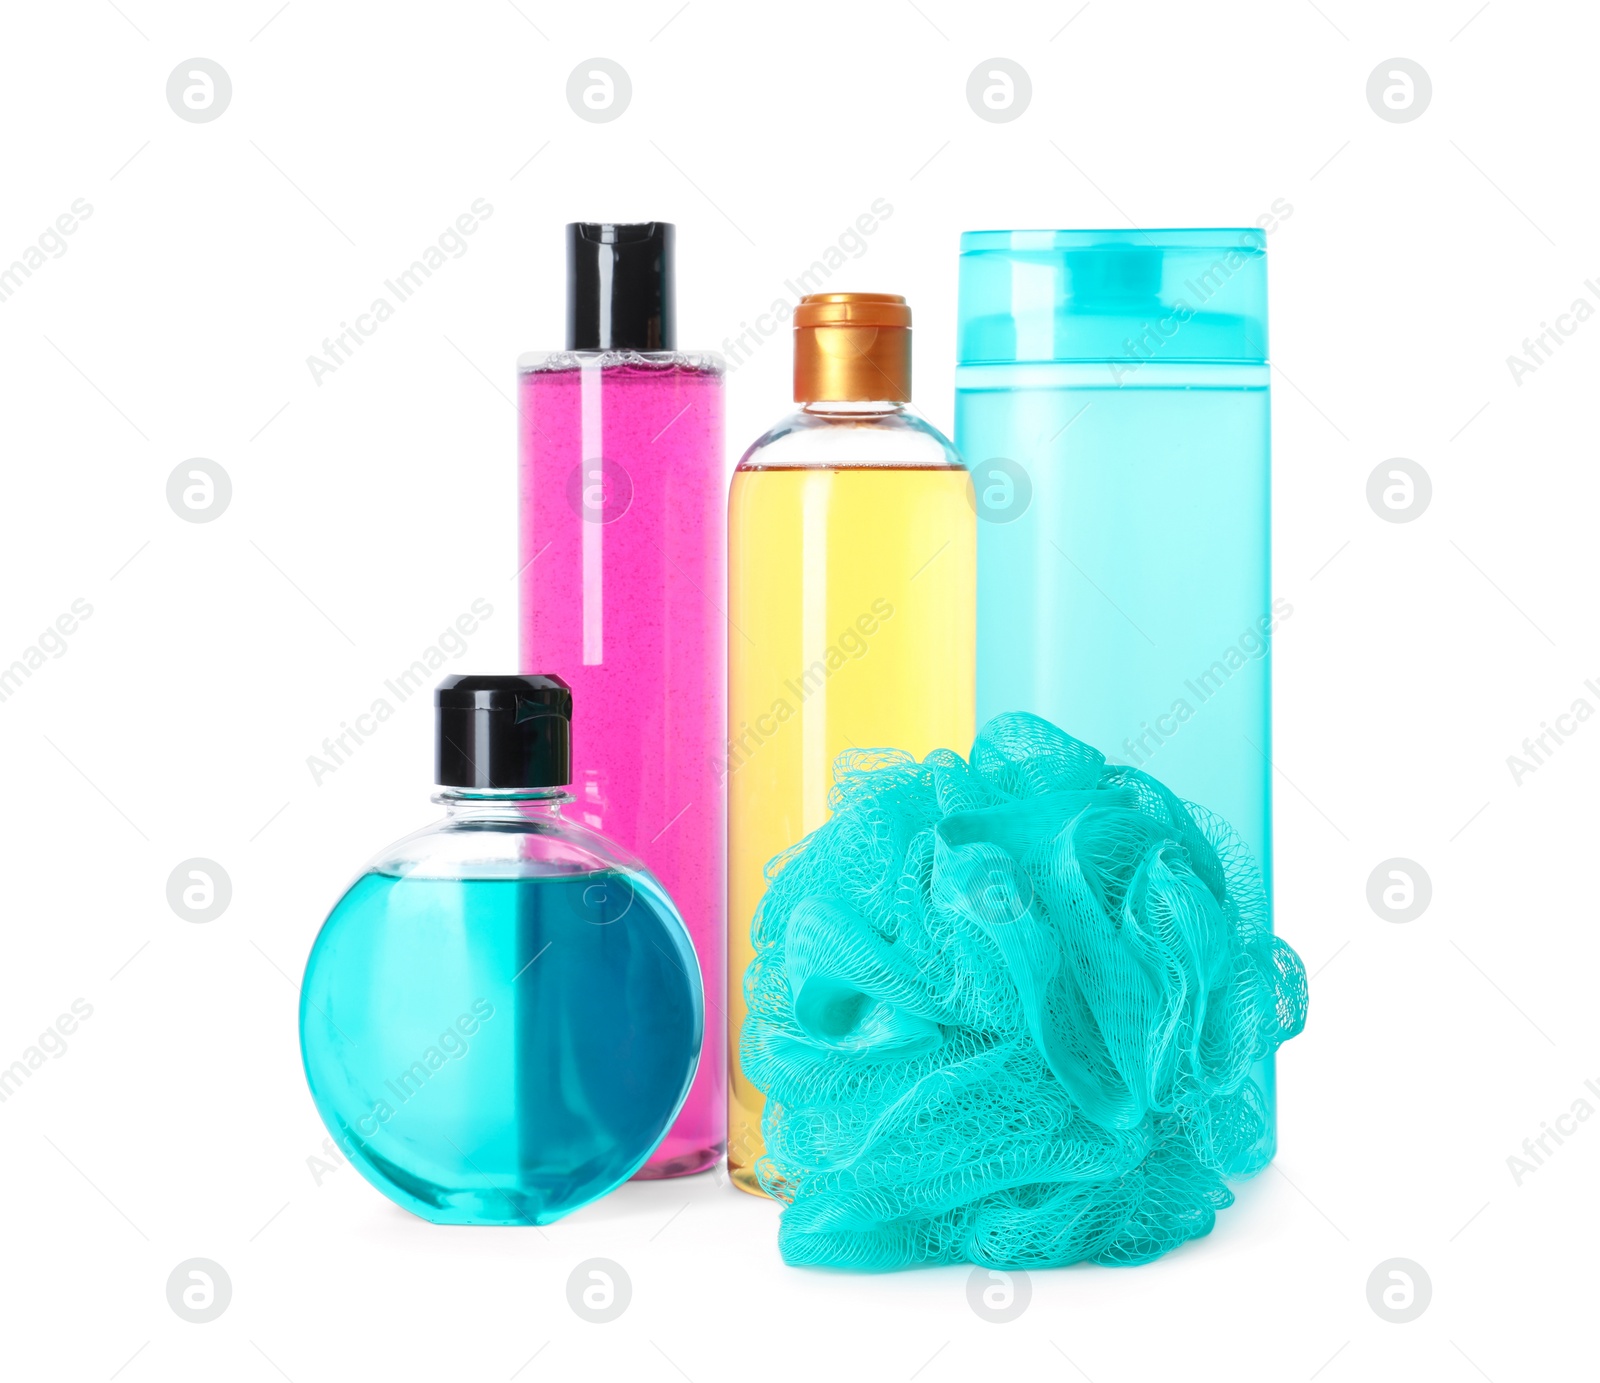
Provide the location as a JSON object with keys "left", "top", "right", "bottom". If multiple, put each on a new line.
{"left": 800, "top": 398, "right": 908, "bottom": 418}
{"left": 736, "top": 396, "right": 959, "bottom": 472}
{"left": 432, "top": 787, "right": 573, "bottom": 822}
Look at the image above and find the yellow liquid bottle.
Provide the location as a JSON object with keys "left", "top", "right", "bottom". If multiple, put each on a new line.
{"left": 726, "top": 294, "right": 975, "bottom": 1194}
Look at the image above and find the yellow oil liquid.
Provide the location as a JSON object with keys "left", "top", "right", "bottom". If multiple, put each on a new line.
{"left": 726, "top": 464, "right": 976, "bottom": 1193}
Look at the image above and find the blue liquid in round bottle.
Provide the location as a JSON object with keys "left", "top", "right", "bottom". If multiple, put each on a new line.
{"left": 300, "top": 675, "right": 703, "bottom": 1225}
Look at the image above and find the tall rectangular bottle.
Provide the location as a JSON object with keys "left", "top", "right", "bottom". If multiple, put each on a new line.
{"left": 955, "top": 228, "right": 1279, "bottom": 1161}
{"left": 519, "top": 222, "right": 725, "bottom": 1177}
{"left": 727, "top": 293, "right": 975, "bottom": 1192}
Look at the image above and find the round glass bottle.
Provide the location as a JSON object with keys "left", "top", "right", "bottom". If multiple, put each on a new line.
{"left": 300, "top": 674, "right": 703, "bottom": 1225}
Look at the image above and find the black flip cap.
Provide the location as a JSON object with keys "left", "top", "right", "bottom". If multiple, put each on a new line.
{"left": 566, "top": 222, "right": 676, "bottom": 351}
{"left": 435, "top": 674, "right": 572, "bottom": 789}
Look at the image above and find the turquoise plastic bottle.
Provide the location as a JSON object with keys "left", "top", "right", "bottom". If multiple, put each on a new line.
{"left": 955, "top": 228, "right": 1280, "bottom": 1161}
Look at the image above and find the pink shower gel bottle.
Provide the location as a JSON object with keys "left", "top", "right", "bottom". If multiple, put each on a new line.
{"left": 519, "top": 223, "right": 725, "bottom": 1177}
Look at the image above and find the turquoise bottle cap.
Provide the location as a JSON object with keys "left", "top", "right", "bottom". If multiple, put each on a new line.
{"left": 957, "top": 228, "right": 1268, "bottom": 366}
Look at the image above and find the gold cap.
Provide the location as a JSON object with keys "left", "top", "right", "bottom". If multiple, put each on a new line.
{"left": 793, "top": 292, "right": 911, "bottom": 403}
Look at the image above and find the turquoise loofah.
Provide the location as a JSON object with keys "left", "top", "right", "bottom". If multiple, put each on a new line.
{"left": 740, "top": 712, "right": 1308, "bottom": 1271}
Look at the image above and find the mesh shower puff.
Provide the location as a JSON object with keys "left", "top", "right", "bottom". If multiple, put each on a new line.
{"left": 741, "top": 712, "right": 1308, "bottom": 1271}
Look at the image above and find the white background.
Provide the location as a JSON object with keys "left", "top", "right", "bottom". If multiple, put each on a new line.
{"left": 1, "top": 1, "right": 1595, "bottom": 1379}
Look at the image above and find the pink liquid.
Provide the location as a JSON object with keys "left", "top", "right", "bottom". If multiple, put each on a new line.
{"left": 518, "top": 356, "right": 725, "bottom": 1177}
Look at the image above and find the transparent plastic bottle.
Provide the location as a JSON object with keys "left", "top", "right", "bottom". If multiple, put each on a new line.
{"left": 519, "top": 223, "right": 725, "bottom": 1179}
{"left": 300, "top": 675, "right": 703, "bottom": 1225}
{"left": 727, "top": 293, "right": 976, "bottom": 1193}
{"left": 955, "top": 228, "right": 1278, "bottom": 1161}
